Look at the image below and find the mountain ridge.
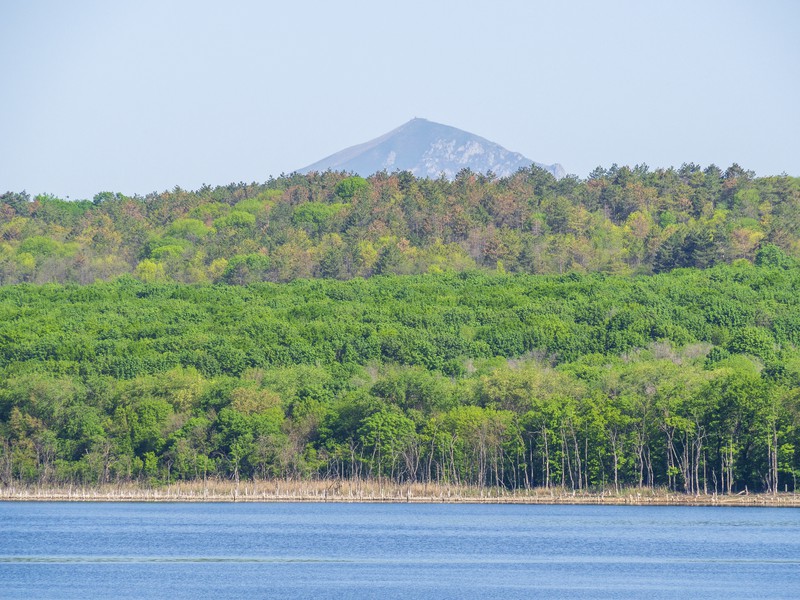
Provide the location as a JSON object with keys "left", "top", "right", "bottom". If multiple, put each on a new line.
{"left": 299, "top": 118, "right": 565, "bottom": 180}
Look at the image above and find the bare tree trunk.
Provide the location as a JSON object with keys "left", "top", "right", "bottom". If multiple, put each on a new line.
{"left": 665, "top": 429, "right": 676, "bottom": 491}
{"left": 772, "top": 424, "right": 779, "bottom": 495}
{"left": 561, "top": 430, "right": 574, "bottom": 490}
{"left": 610, "top": 429, "right": 620, "bottom": 492}
{"left": 542, "top": 427, "right": 550, "bottom": 489}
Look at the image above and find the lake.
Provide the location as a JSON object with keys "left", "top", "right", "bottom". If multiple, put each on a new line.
{"left": 1, "top": 502, "right": 798, "bottom": 599}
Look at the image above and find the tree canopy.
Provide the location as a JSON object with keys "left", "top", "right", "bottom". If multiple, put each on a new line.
{"left": 1, "top": 265, "right": 798, "bottom": 494}
{"left": 1, "top": 165, "right": 798, "bottom": 285}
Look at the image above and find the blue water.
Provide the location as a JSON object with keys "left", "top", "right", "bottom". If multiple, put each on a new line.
{"left": 1, "top": 502, "right": 798, "bottom": 599}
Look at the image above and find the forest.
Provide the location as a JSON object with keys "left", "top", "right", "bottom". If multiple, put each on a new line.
{"left": 1, "top": 163, "right": 799, "bottom": 285}
{"left": 1, "top": 164, "right": 799, "bottom": 495}
{"left": 1, "top": 262, "right": 799, "bottom": 494}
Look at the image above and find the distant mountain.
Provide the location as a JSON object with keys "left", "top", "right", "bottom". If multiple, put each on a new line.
{"left": 298, "top": 118, "right": 565, "bottom": 180}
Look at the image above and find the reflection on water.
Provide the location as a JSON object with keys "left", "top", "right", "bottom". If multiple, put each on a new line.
{"left": 1, "top": 503, "right": 799, "bottom": 599}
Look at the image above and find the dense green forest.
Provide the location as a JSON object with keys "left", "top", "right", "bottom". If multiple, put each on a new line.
{"left": 2, "top": 165, "right": 799, "bottom": 494}
{"left": 1, "top": 262, "right": 799, "bottom": 493}
{"left": 2, "top": 164, "right": 799, "bottom": 284}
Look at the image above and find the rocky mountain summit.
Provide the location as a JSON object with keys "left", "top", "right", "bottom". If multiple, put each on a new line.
{"left": 299, "top": 118, "right": 564, "bottom": 179}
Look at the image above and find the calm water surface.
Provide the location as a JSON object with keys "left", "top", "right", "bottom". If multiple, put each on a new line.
{"left": 1, "top": 502, "right": 798, "bottom": 599}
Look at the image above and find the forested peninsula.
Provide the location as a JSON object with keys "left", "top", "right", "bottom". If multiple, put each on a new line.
{"left": 1, "top": 164, "right": 800, "bottom": 500}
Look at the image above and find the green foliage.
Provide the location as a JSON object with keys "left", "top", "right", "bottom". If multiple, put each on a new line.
{"left": 755, "top": 244, "right": 796, "bottom": 269}
{"left": 1, "top": 191, "right": 31, "bottom": 214}
{"left": 335, "top": 176, "right": 370, "bottom": 199}
{"left": 18, "top": 236, "right": 63, "bottom": 258}
{"left": 0, "top": 266, "right": 798, "bottom": 491}
{"left": 726, "top": 326, "right": 775, "bottom": 361}
{"left": 213, "top": 211, "right": 256, "bottom": 230}
{"left": 2, "top": 165, "right": 800, "bottom": 493}
{"left": 222, "top": 254, "right": 272, "bottom": 284}
{"left": 292, "top": 202, "right": 347, "bottom": 237}
{"left": 168, "top": 218, "right": 213, "bottom": 240}
{"left": 0, "top": 169, "right": 799, "bottom": 285}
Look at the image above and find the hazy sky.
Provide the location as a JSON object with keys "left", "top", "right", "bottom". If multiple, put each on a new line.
{"left": 1, "top": 0, "right": 798, "bottom": 200}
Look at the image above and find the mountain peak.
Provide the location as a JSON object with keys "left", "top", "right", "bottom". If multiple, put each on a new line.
{"left": 299, "top": 119, "right": 564, "bottom": 180}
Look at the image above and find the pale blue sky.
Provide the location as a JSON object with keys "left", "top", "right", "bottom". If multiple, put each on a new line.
{"left": 1, "top": 0, "right": 798, "bottom": 200}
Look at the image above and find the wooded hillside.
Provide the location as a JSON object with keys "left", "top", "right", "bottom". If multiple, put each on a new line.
{"left": 2, "top": 264, "right": 798, "bottom": 494}
{"left": 2, "top": 164, "right": 798, "bottom": 284}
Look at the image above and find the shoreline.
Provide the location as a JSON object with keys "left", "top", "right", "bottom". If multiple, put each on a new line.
{"left": 2, "top": 482, "right": 799, "bottom": 507}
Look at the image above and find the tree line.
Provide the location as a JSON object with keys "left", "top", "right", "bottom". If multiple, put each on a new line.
{"left": 1, "top": 263, "right": 798, "bottom": 493}
{"left": 1, "top": 163, "right": 799, "bottom": 285}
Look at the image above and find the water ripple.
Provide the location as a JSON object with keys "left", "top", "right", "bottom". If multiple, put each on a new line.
{"left": 1, "top": 555, "right": 798, "bottom": 565}
{"left": 0, "top": 556, "right": 351, "bottom": 564}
